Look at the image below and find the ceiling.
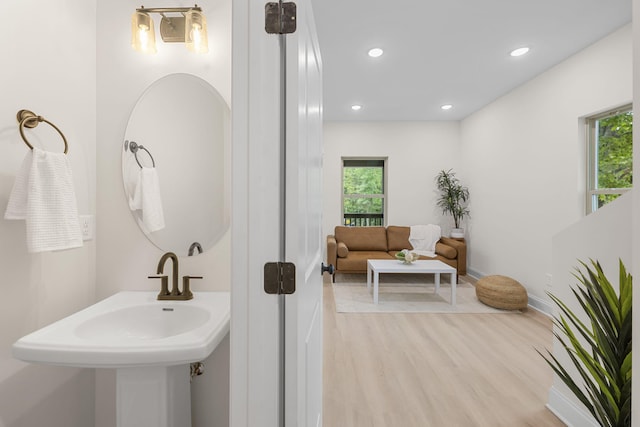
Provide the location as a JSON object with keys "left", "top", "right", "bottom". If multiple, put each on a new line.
{"left": 310, "top": 0, "right": 632, "bottom": 121}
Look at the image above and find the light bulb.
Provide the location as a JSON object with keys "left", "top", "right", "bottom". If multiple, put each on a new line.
{"left": 190, "top": 26, "right": 204, "bottom": 52}
{"left": 131, "top": 11, "right": 157, "bottom": 54}
{"left": 185, "top": 10, "right": 209, "bottom": 54}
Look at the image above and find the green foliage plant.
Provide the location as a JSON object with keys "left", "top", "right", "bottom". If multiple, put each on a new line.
{"left": 435, "top": 169, "right": 469, "bottom": 229}
{"left": 596, "top": 111, "right": 633, "bottom": 206}
{"left": 539, "top": 259, "right": 632, "bottom": 427}
{"left": 343, "top": 166, "right": 383, "bottom": 214}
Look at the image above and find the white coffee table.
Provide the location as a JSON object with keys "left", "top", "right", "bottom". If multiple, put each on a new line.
{"left": 366, "top": 259, "right": 457, "bottom": 305}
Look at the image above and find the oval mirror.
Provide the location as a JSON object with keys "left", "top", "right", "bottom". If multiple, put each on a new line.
{"left": 122, "top": 73, "right": 230, "bottom": 256}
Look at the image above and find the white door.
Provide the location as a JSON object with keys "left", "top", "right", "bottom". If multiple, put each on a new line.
{"left": 284, "top": 1, "right": 324, "bottom": 426}
{"left": 230, "top": 0, "right": 283, "bottom": 425}
{"left": 230, "top": 0, "right": 323, "bottom": 426}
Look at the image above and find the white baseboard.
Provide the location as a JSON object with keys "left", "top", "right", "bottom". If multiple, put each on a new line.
{"left": 547, "top": 386, "right": 598, "bottom": 427}
{"left": 465, "top": 267, "right": 484, "bottom": 280}
{"left": 528, "top": 294, "right": 553, "bottom": 316}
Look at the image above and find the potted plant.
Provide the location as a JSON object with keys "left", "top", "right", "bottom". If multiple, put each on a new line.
{"left": 539, "top": 260, "right": 632, "bottom": 427}
{"left": 435, "top": 169, "right": 469, "bottom": 238}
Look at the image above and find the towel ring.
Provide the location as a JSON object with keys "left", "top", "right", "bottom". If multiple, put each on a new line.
{"left": 16, "top": 109, "right": 68, "bottom": 154}
{"left": 126, "top": 140, "right": 156, "bottom": 168}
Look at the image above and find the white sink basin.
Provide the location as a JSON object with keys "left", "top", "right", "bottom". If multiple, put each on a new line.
{"left": 75, "top": 304, "right": 210, "bottom": 341}
{"left": 13, "top": 291, "right": 230, "bottom": 368}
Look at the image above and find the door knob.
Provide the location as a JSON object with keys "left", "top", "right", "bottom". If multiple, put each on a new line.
{"left": 320, "top": 263, "right": 334, "bottom": 275}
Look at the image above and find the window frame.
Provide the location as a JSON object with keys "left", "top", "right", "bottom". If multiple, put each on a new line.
{"left": 585, "top": 104, "right": 633, "bottom": 214}
{"left": 341, "top": 157, "right": 388, "bottom": 227}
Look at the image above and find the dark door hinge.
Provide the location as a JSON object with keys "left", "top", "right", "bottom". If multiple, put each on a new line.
{"left": 265, "top": 2, "right": 297, "bottom": 34}
{"left": 264, "top": 262, "right": 296, "bottom": 294}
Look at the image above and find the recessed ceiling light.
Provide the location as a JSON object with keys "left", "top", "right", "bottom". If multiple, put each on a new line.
{"left": 510, "top": 47, "right": 530, "bottom": 57}
{"left": 440, "top": 104, "right": 453, "bottom": 110}
{"left": 351, "top": 104, "right": 362, "bottom": 111}
{"left": 368, "top": 48, "right": 383, "bottom": 58}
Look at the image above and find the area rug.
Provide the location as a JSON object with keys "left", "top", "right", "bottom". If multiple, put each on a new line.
{"left": 332, "top": 274, "right": 518, "bottom": 314}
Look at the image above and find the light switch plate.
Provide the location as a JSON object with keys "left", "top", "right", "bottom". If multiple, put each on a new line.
{"left": 79, "top": 215, "right": 94, "bottom": 241}
{"left": 545, "top": 273, "right": 552, "bottom": 288}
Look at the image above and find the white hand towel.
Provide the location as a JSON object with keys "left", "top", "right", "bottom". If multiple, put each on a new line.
{"left": 409, "top": 224, "right": 441, "bottom": 257}
{"left": 4, "top": 151, "right": 33, "bottom": 220}
{"left": 129, "top": 167, "right": 165, "bottom": 233}
{"left": 5, "top": 148, "right": 83, "bottom": 253}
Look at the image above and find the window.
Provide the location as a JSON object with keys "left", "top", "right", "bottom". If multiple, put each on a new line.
{"left": 586, "top": 105, "right": 633, "bottom": 214}
{"left": 342, "top": 158, "right": 386, "bottom": 226}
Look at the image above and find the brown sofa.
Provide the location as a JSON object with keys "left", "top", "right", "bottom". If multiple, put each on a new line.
{"left": 326, "top": 225, "right": 466, "bottom": 282}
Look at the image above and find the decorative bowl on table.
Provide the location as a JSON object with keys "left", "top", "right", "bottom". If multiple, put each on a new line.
{"left": 395, "top": 249, "right": 419, "bottom": 264}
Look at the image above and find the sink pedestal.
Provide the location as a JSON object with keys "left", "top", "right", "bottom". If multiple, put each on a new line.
{"left": 117, "top": 365, "right": 191, "bottom": 427}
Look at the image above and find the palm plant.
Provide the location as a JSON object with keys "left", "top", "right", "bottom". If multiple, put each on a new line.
{"left": 539, "top": 259, "right": 632, "bottom": 427}
{"left": 435, "top": 169, "right": 469, "bottom": 229}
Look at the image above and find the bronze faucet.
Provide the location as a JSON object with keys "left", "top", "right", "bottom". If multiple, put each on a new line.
{"left": 188, "top": 241, "right": 203, "bottom": 256}
{"left": 148, "top": 252, "right": 202, "bottom": 300}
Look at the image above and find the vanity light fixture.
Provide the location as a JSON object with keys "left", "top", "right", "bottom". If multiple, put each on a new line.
{"left": 131, "top": 5, "right": 209, "bottom": 54}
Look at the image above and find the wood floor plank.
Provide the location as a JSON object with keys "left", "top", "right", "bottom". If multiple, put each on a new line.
{"left": 323, "top": 276, "right": 565, "bottom": 427}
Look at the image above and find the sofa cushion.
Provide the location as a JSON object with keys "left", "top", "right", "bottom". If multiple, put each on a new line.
{"left": 334, "top": 226, "right": 387, "bottom": 251}
{"left": 435, "top": 242, "right": 457, "bottom": 259}
{"left": 336, "top": 251, "right": 393, "bottom": 271}
{"left": 337, "top": 242, "right": 349, "bottom": 258}
{"left": 386, "top": 226, "right": 412, "bottom": 251}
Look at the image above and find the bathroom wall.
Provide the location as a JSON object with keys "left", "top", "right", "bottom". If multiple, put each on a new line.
{"left": 0, "top": 1, "right": 97, "bottom": 426}
{"left": 96, "top": 1, "right": 232, "bottom": 297}
{"left": 96, "top": 1, "right": 231, "bottom": 426}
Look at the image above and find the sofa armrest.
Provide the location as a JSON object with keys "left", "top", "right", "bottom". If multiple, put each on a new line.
{"left": 327, "top": 235, "right": 337, "bottom": 270}
{"left": 435, "top": 242, "right": 457, "bottom": 259}
{"left": 440, "top": 237, "right": 467, "bottom": 276}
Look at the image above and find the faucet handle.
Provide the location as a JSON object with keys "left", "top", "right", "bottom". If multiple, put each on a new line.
{"left": 181, "top": 276, "right": 203, "bottom": 300}
{"left": 149, "top": 275, "right": 170, "bottom": 297}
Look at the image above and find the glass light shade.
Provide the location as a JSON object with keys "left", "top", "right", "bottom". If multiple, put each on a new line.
{"left": 131, "top": 11, "right": 157, "bottom": 54}
{"left": 185, "top": 10, "right": 209, "bottom": 54}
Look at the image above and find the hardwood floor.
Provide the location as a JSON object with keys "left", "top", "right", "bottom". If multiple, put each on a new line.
{"left": 322, "top": 276, "right": 565, "bottom": 427}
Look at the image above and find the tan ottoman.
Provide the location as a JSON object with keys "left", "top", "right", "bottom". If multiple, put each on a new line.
{"left": 475, "top": 275, "right": 528, "bottom": 310}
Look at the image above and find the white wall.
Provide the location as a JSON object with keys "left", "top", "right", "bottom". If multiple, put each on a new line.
{"left": 95, "top": 1, "right": 231, "bottom": 426}
{"left": 96, "top": 0, "right": 232, "bottom": 297}
{"left": 460, "top": 25, "right": 632, "bottom": 311}
{"left": 322, "top": 121, "right": 461, "bottom": 238}
{"left": 0, "top": 1, "right": 97, "bottom": 426}
{"left": 548, "top": 194, "right": 631, "bottom": 426}
{"left": 323, "top": 26, "right": 631, "bottom": 312}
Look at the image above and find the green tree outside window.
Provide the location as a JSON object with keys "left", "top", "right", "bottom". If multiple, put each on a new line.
{"left": 588, "top": 107, "right": 633, "bottom": 213}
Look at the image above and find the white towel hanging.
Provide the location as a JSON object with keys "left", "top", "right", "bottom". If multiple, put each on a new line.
{"left": 129, "top": 167, "right": 165, "bottom": 233}
{"left": 5, "top": 148, "right": 83, "bottom": 253}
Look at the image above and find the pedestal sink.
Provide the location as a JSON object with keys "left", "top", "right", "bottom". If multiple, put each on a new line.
{"left": 12, "top": 291, "right": 230, "bottom": 427}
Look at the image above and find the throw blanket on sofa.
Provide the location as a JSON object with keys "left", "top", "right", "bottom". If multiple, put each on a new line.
{"left": 409, "top": 224, "right": 441, "bottom": 258}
